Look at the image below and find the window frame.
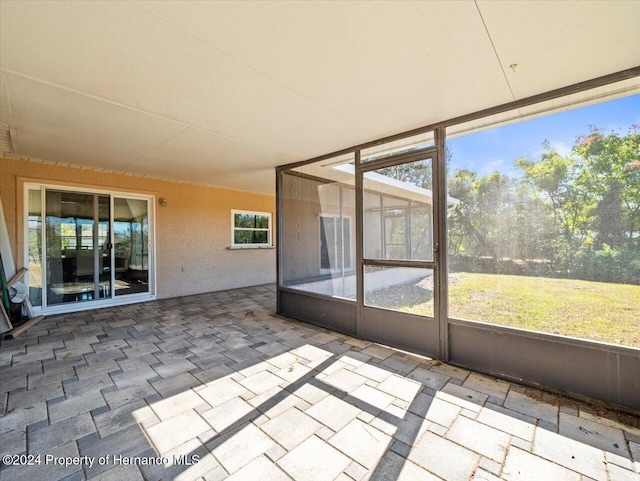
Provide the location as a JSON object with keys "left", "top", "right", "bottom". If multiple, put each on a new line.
{"left": 231, "top": 210, "right": 273, "bottom": 248}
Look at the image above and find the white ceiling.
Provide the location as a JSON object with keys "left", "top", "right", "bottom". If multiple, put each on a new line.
{"left": 1, "top": 0, "right": 639, "bottom": 195}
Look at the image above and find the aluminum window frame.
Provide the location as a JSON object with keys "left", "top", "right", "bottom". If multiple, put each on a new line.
{"left": 231, "top": 209, "right": 273, "bottom": 248}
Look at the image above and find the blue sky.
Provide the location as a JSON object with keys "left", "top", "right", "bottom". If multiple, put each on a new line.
{"left": 447, "top": 93, "right": 640, "bottom": 177}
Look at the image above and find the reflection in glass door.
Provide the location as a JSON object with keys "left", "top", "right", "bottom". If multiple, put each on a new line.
{"left": 26, "top": 186, "right": 153, "bottom": 311}
{"left": 113, "top": 197, "right": 149, "bottom": 296}
{"left": 45, "top": 190, "right": 111, "bottom": 305}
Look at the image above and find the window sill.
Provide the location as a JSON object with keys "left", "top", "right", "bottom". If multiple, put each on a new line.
{"left": 227, "top": 245, "right": 276, "bottom": 250}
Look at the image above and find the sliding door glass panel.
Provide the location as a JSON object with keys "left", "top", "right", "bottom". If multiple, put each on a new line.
{"left": 46, "top": 191, "right": 96, "bottom": 305}
{"left": 114, "top": 197, "right": 149, "bottom": 296}
{"left": 27, "top": 189, "right": 43, "bottom": 307}
{"left": 364, "top": 266, "right": 434, "bottom": 316}
{"left": 362, "top": 158, "right": 434, "bottom": 262}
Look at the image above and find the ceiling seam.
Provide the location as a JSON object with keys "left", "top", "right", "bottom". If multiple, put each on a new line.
{"left": 1, "top": 71, "right": 17, "bottom": 151}
{"left": 0, "top": 69, "right": 303, "bottom": 161}
{"left": 474, "top": 0, "right": 516, "bottom": 101}
{"left": 2, "top": 72, "right": 14, "bottom": 123}
{"left": 127, "top": 0, "right": 359, "bottom": 127}
{"left": 116, "top": 126, "right": 191, "bottom": 171}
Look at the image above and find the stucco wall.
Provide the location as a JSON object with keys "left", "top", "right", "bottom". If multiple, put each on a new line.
{"left": 0, "top": 157, "right": 276, "bottom": 299}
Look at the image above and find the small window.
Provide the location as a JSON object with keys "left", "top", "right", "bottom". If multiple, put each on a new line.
{"left": 231, "top": 210, "right": 272, "bottom": 248}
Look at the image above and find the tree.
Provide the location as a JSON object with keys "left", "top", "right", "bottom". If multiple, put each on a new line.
{"left": 574, "top": 125, "right": 640, "bottom": 247}
{"left": 515, "top": 142, "right": 593, "bottom": 271}
{"left": 377, "top": 160, "right": 432, "bottom": 190}
{"left": 447, "top": 169, "right": 483, "bottom": 256}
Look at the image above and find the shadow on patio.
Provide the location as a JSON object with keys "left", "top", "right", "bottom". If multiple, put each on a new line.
{"left": 0, "top": 284, "right": 639, "bottom": 481}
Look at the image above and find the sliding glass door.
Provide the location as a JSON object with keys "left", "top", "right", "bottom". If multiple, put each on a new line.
{"left": 26, "top": 185, "right": 154, "bottom": 311}
{"left": 45, "top": 190, "right": 111, "bottom": 306}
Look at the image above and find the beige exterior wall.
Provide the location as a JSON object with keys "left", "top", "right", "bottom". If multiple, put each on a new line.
{"left": 0, "top": 157, "right": 276, "bottom": 299}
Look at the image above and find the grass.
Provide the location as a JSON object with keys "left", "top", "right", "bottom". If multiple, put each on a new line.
{"left": 398, "top": 273, "right": 640, "bottom": 348}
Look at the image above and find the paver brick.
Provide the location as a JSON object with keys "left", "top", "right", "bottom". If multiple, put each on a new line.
{"left": 377, "top": 375, "right": 422, "bottom": 402}
{"left": 503, "top": 446, "right": 580, "bottom": 481}
{"left": 447, "top": 416, "right": 511, "bottom": 462}
{"left": 93, "top": 399, "right": 149, "bottom": 438}
{"left": 408, "top": 431, "right": 480, "bottom": 481}
{"left": 202, "top": 397, "right": 254, "bottom": 433}
{"left": 226, "top": 455, "right": 289, "bottom": 481}
{"left": 533, "top": 426, "right": 607, "bottom": 481}
{"left": 101, "top": 382, "right": 154, "bottom": 411}
{"left": 438, "top": 382, "right": 488, "bottom": 412}
{"left": 0, "top": 428, "right": 25, "bottom": 457}
{"left": 278, "top": 435, "right": 350, "bottom": 481}
{"left": 558, "top": 411, "right": 627, "bottom": 457}
{"left": 29, "top": 412, "right": 96, "bottom": 454}
{"left": 306, "top": 394, "right": 361, "bottom": 432}
{"left": 80, "top": 425, "right": 150, "bottom": 478}
{"left": 150, "top": 388, "right": 206, "bottom": 420}
{"left": 197, "top": 377, "right": 250, "bottom": 409}
{"left": 0, "top": 402, "right": 48, "bottom": 435}
{"left": 1, "top": 441, "right": 81, "bottom": 481}
{"left": 7, "top": 382, "right": 63, "bottom": 410}
{"left": 239, "top": 370, "right": 284, "bottom": 394}
{"left": 329, "top": 419, "right": 391, "bottom": 468}
{"left": 504, "top": 389, "right": 559, "bottom": 425}
{"left": 425, "top": 396, "right": 460, "bottom": 427}
{"left": 211, "top": 423, "right": 276, "bottom": 474}
{"left": 260, "top": 406, "right": 322, "bottom": 451}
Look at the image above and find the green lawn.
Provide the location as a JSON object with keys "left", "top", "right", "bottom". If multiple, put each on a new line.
{"left": 404, "top": 273, "right": 640, "bottom": 348}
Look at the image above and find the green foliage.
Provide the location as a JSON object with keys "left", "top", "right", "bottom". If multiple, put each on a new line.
{"left": 573, "top": 245, "right": 640, "bottom": 284}
{"left": 449, "top": 125, "right": 640, "bottom": 284}
{"left": 574, "top": 125, "right": 640, "bottom": 246}
{"left": 448, "top": 168, "right": 555, "bottom": 263}
{"left": 377, "top": 159, "right": 433, "bottom": 189}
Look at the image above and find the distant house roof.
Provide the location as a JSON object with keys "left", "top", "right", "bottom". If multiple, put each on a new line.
{"left": 332, "top": 163, "right": 459, "bottom": 206}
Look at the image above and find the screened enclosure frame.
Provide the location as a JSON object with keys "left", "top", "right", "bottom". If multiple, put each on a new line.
{"left": 276, "top": 66, "right": 640, "bottom": 412}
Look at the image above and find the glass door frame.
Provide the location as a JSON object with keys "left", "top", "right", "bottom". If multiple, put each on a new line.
{"left": 23, "top": 182, "right": 157, "bottom": 314}
{"left": 355, "top": 129, "right": 448, "bottom": 358}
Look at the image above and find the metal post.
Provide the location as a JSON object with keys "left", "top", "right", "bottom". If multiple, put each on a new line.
{"left": 354, "top": 150, "right": 363, "bottom": 337}
{"left": 434, "top": 126, "right": 449, "bottom": 361}
{"left": 276, "top": 169, "right": 283, "bottom": 313}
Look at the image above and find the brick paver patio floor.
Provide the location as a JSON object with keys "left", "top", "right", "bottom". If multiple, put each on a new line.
{"left": 1, "top": 284, "right": 639, "bottom": 481}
